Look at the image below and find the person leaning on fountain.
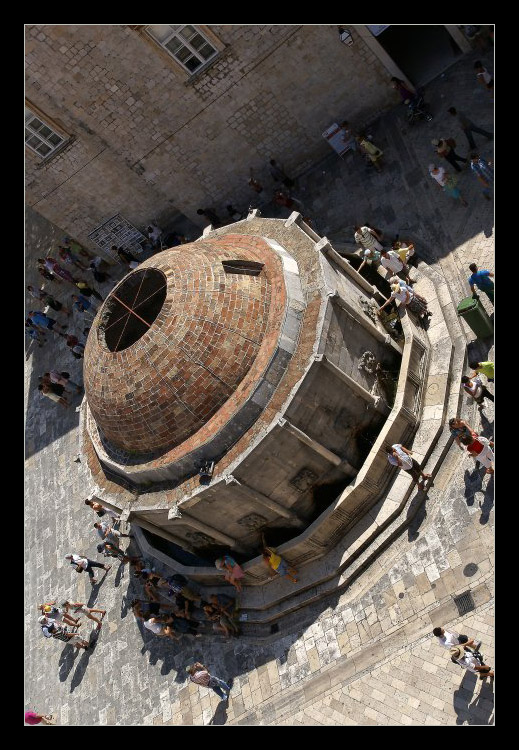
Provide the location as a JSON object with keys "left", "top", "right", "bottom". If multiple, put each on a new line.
{"left": 385, "top": 444, "right": 431, "bottom": 490}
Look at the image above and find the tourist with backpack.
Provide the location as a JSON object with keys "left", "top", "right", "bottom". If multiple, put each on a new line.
{"left": 449, "top": 645, "right": 494, "bottom": 680}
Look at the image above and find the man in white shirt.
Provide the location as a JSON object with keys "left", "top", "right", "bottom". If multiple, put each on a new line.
{"left": 385, "top": 443, "right": 431, "bottom": 490}
{"left": 65, "top": 553, "right": 111, "bottom": 583}
{"left": 432, "top": 627, "right": 481, "bottom": 651}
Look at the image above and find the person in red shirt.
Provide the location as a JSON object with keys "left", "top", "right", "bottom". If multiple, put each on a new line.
{"left": 460, "top": 434, "right": 494, "bottom": 474}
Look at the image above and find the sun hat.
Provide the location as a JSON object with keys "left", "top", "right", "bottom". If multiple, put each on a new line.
{"left": 38, "top": 615, "right": 47, "bottom": 624}
{"left": 450, "top": 646, "right": 462, "bottom": 659}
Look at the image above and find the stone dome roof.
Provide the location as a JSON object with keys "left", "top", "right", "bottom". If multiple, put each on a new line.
{"left": 84, "top": 234, "right": 286, "bottom": 455}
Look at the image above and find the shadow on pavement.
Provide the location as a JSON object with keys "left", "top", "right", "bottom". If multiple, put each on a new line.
{"left": 70, "top": 628, "right": 100, "bottom": 693}
{"left": 58, "top": 643, "right": 79, "bottom": 682}
{"left": 479, "top": 475, "right": 494, "bottom": 525}
{"left": 406, "top": 490, "right": 427, "bottom": 542}
{"left": 453, "top": 671, "right": 494, "bottom": 725}
{"left": 463, "top": 468, "right": 483, "bottom": 505}
{"left": 209, "top": 699, "right": 229, "bottom": 725}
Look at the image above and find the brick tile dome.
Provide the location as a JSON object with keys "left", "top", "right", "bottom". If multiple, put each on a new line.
{"left": 84, "top": 235, "right": 285, "bottom": 455}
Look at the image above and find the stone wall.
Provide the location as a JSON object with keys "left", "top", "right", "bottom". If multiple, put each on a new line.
{"left": 26, "top": 24, "right": 395, "bottom": 245}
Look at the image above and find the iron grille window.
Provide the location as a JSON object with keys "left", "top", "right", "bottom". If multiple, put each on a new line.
{"left": 146, "top": 25, "right": 217, "bottom": 73}
{"left": 25, "top": 107, "right": 65, "bottom": 158}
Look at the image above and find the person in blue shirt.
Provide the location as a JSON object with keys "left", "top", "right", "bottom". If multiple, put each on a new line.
{"left": 27, "top": 311, "right": 67, "bottom": 336}
{"left": 71, "top": 293, "right": 100, "bottom": 313}
{"left": 469, "top": 153, "right": 493, "bottom": 200}
{"left": 468, "top": 264, "right": 494, "bottom": 306}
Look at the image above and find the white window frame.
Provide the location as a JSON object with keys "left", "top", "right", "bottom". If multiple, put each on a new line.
{"left": 145, "top": 25, "right": 218, "bottom": 74}
{"left": 25, "top": 107, "right": 66, "bottom": 158}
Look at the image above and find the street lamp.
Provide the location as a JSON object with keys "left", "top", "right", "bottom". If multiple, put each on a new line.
{"left": 338, "top": 27, "right": 354, "bottom": 46}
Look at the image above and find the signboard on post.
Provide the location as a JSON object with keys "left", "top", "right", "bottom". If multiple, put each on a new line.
{"left": 322, "top": 123, "right": 351, "bottom": 158}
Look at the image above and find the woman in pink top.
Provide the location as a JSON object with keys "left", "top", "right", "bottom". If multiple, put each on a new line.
{"left": 215, "top": 555, "right": 245, "bottom": 592}
{"left": 25, "top": 710, "right": 56, "bottom": 725}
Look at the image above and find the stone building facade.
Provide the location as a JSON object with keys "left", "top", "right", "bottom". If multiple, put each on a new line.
{"left": 25, "top": 24, "right": 470, "bottom": 255}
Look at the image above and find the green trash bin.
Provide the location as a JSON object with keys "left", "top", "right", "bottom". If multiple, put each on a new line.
{"left": 457, "top": 296, "right": 493, "bottom": 338}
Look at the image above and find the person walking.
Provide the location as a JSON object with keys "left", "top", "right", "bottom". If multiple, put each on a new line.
{"left": 27, "top": 286, "right": 70, "bottom": 315}
{"left": 39, "top": 257, "right": 78, "bottom": 285}
{"left": 449, "top": 646, "right": 494, "bottom": 680}
{"left": 429, "top": 164, "right": 468, "bottom": 206}
{"left": 385, "top": 444, "right": 431, "bottom": 490}
{"left": 61, "top": 600, "right": 106, "bottom": 629}
{"left": 93, "top": 520, "right": 131, "bottom": 545}
{"left": 65, "top": 553, "right": 111, "bottom": 584}
{"left": 469, "top": 153, "right": 493, "bottom": 201}
{"left": 27, "top": 310, "right": 67, "bottom": 337}
{"left": 48, "top": 370, "right": 82, "bottom": 394}
{"left": 37, "top": 260, "right": 61, "bottom": 284}
{"left": 38, "top": 615, "right": 90, "bottom": 649}
{"left": 37, "top": 600, "right": 79, "bottom": 628}
{"left": 25, "top": 319, "right": 47, "bottom": 347}
{"left": 97, "top": 541, "right": 139, "bottom": 564}
{"left": 469, "top": 360, "right": 494, "bottom": 383}
{"left": 468, "top": 264, "right": 494, "bottom": 305}
{"left": 459, "top": 433, "right": 495, "bottom": 474}
{"left": 262, "top": 546, "right": 298, "bottom": 583}
{"left": 84, "top": 497, "right": 121, "bottom": 521}
{"left": 75, "top": 280, "right": 104, "bottom": 302}
{"left": 269, "top": 159, "right": 295, "bottom": 188}
{"left": 431, "top": 138, "right": 467, "bottom": 172}
{"left": 215, "top": 555, "right": 245, "bottom": 592}
{"left": 25, "top": 710, "right": 56, "bottom": 725}
{"left": 474, "top": 60, "right": 493, "bottom": 93}
{"left": 186, "top": 662, "right": 232, "bottom": 701}
{"left": 433, "top": 626, "right": 482, "bottom": 651}
{"left": 58, "top": 245, "right": 89, "bottom": 271}
{"left": 38, "top": 382, "right": 70, "bottom": 408}
{"left": 447, "top": 107, "right": 492, "bottom": 150}
{"left": 461, "top": 375, "right": 494, "bottom": 411}
{"left": 356, "top": 133, "right": 383, "bottom": 171}
{"left": 72, "top": 293, "right": 100, "bottom": 314}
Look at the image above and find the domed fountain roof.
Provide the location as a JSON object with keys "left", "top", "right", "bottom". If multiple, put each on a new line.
{"left": 84, "top": 234, "right": 285, "bottom": 455}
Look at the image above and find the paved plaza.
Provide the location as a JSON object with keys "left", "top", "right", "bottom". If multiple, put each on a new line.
{"left": 25, "top": 50, "right": 494, "bottom": 726}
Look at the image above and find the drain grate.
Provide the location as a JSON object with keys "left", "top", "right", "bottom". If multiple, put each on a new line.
{"left": 453, "top": 591, "right": 475, "bottom": 616}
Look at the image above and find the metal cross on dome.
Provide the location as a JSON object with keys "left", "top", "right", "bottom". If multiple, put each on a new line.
{"left": 103, "top": 268, "right": 167, "bottom": 352}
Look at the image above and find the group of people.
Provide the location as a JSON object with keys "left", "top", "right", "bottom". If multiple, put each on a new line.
{"left": 433, "top": 624, "right": 493, "bottom": 680}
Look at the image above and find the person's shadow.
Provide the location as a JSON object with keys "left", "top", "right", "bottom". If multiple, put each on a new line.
{"left": 69, "top": 628, "right": 100, "bottom": 693}
{"left": 479, "top": 475, "right": 494, "bottom": 524}
{"left": 453, "top": 671, "right": 477, "bottom": 724}
{"left": 479, "top": 411, "right": 494, "bottom": 439}
{"left": 58, "top": 644, "right": 79, "bottom": 682}
{"left": 406, "top": 490, "right": 427, "bottom": 541}
{"left": 87, "top": 567, "right": 111, "bottom": 607}
{"left": 464, "top": 468, "right": 483, "bottom": 506}
{"left": 209, "top": 700, "right": 229, "bottom": 725}
{"left": 466, "top": 679, "right": 494, "bottom": 725}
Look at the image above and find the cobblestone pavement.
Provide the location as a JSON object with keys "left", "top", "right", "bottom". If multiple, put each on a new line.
{"left": 25, "top": 50, "right": 494, "bottom": 726}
